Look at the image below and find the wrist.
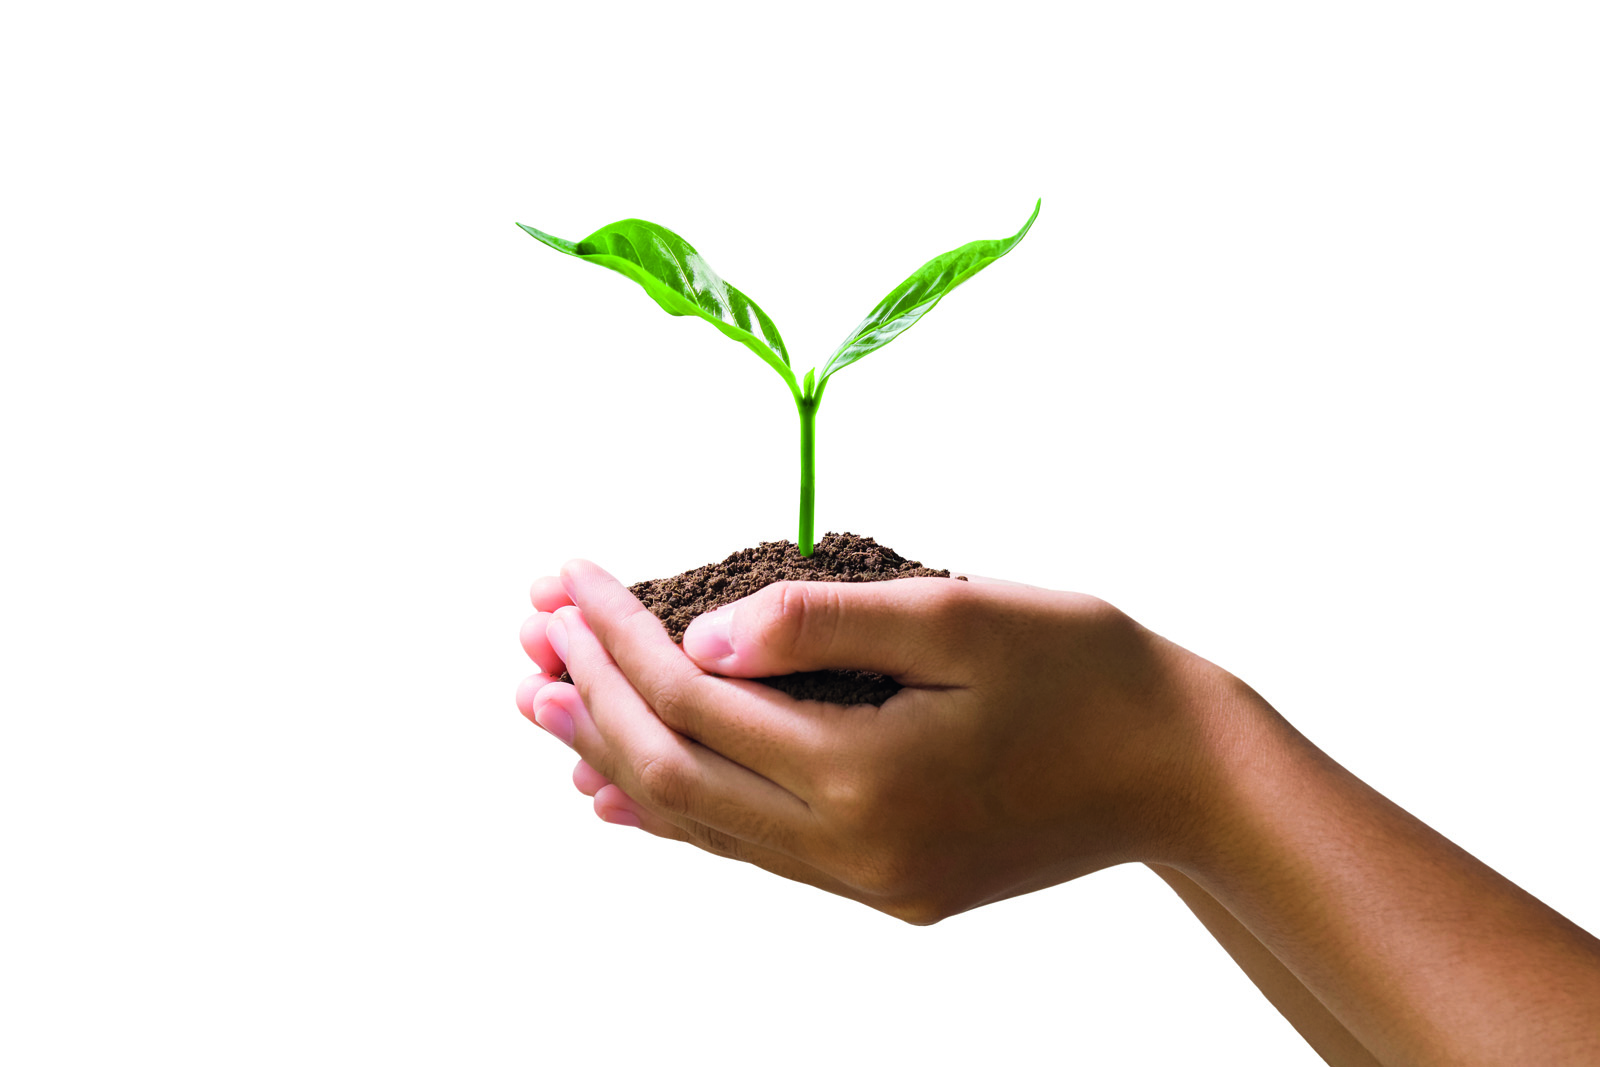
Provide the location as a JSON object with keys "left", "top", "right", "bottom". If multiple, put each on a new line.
{"left": 1135, "top": 649, "right": 1300, "bottom": 877}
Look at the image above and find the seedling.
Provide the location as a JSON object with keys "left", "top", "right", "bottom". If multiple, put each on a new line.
{"left": 519, "top": 201, "right": 1039, "bottom": 556}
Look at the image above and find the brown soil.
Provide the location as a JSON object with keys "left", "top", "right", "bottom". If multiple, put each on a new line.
{"left": 561, "top": 532, "right": 963, "bottom": 706}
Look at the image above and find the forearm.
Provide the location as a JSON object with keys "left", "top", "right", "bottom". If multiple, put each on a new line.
{"left": 1174, "top": 681, "right": 1600, "bottom": 1066}
{"left": 1148, "top": 863, "right": 1380, "bottom": 1066}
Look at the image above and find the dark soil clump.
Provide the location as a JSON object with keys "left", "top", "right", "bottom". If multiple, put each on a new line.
{"left": 563, "top": 532, "right": 963, "bottom": 706}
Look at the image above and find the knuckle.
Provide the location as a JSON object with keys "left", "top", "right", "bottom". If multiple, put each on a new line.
{"left": 648, "top": 672, "right": 694, "bottom": 730}
{"left": 922, "top": 574, "right": 972, "bottom": 614}
{"left": 817, "top": 767, "right": 875, "bottom": 824}
{"left": 770, "top": 581, "right": 842, "bottom": 662}
{"left": 1074, "top": 591, "right": 1128, "bottom": 627}
{"left": 1069, "top": 593, "right": 1144, "bottom": 653}
{"left": 633, "top": 750, "right": 690, "bottom": 814}
{"left": 812, "top": 756, "right": 903, "bottom": 851}
{"left": 647, "top": 670, "right": 722, "bottom": 743}
{"left": 920, "top": 580, "right": 974, "bottom": 645}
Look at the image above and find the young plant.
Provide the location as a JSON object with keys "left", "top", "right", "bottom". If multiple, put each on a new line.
{"left": 519, "top": 200, "right": 1039, "bottom": 556}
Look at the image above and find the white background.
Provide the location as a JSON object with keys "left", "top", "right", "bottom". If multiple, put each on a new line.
{"left": 4, "top": 2, "right": 1597, "bottom": 1063}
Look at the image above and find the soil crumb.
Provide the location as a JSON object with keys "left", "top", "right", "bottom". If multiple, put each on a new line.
{"left": 563, "top": 532, "right": 963, "bottom": 706}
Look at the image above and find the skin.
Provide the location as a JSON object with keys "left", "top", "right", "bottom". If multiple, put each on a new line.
{"left": 518, "top": 562, "right": 1600, "bottom": 1066}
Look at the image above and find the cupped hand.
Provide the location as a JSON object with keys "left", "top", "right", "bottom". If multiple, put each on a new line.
{"left": 517, "top": 561, "right": 1251, "bottom": 924}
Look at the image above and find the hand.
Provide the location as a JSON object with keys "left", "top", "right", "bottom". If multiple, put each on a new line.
{"left": 517, "top": 560, "right": 1249, "bottom": 924}
{"left": 518, "top": 561, "right": 1600, "bottom": 1061}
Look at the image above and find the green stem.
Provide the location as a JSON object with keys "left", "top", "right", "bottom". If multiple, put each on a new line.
{"left": 797, "top": 395, "right": 817, "bottom": 556}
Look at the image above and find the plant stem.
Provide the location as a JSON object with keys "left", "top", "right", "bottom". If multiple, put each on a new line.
{"left": 797, "top": 395, "right": 817, "bottom": 556}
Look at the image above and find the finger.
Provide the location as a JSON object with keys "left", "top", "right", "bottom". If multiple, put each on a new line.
{"left": 565, "top": 718, "right": 896, "bottom": 916}
{"left": 573, "top": 758, "right": 609, "bottom": 797}
{"left": 530, "top": 575, "right": 573, "bottom": 613}
{"left": 579, "top": 761, "right": 768, "bottom": 860}
{"left": 570, "top": 722, "right": 828, "bottom": 877}
{"left": 531, "top": 680, "right": 583, "bottom": 745}
{"left": 557, "top": 559, "right": 829, "bottom": 792}
{"left": 592, "top": 782, "right": 649, "bottom": 828}
{"left": 517, "top": 673, "right": 558, "bottom": 722}
{"left": 679, "top": 576, "right": 972, "bottom": 683}
{"left": 576, "top": 753, "right": 787, "bottom": 861}
{"left": 543, "top": 606, "right": 816, "bottom": 862}
{"left": 520, "top": 612, "right": 565, "bottom": 675}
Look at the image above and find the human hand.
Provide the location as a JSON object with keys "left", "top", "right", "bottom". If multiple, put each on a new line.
{"left": 520, "top": 564, "right": 1600, "bottom": 1061}
{"left": 517, "top": 561, "right": 1252, "bottom": 924}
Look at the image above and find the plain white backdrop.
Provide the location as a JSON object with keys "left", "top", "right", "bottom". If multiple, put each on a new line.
{"left": 3, "top": 2, "right": 1596, "bottom": 1063}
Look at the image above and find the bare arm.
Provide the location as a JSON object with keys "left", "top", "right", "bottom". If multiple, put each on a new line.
{"left": 1148, "top": 863, "right": 1381, "bottom": 1066}
{"left": 1170, "top": 683, "right": 1600, "bottom": 1066}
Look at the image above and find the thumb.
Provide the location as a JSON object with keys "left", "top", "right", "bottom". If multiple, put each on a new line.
{"left": 681, "top": 577, "right": 968, "bottom": 682}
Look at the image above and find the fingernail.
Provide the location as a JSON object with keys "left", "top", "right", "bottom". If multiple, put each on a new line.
{"left": 683, "top": 607, "right": 734, "bottom": 663}
{"left": 603, "top": 810, "right": 642, "bottom": 828}
{"left": 545, "top": 618, "right": 569, "bottom": 661}
{"left": 558, "top": 561, "right": 583, "bottom": 601}
{"left": 533, "top": 702, "right": 576, "bottom": 747}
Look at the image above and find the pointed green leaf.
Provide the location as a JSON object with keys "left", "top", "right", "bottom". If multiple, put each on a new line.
{"left": 818, "top": 200, "right": 1040, "bottom": 386}
{"left": 519, "top": 219, "right": 797, "bottom": 397}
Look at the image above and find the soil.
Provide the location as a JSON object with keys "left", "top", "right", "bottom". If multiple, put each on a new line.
{"left": 560, "top": 532, "right": 964, "bottom": 706}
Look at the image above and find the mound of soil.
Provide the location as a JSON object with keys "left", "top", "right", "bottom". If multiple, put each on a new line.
{"left": 565, "top": 532, "right": 963, "bottom": 705}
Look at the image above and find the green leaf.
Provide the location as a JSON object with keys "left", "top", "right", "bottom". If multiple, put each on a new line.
{"left": 817, "top": 200, "right": 1040, "bottom": 387}
{"left": 519, "top": 219, "right": 797, "bottom": 398}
